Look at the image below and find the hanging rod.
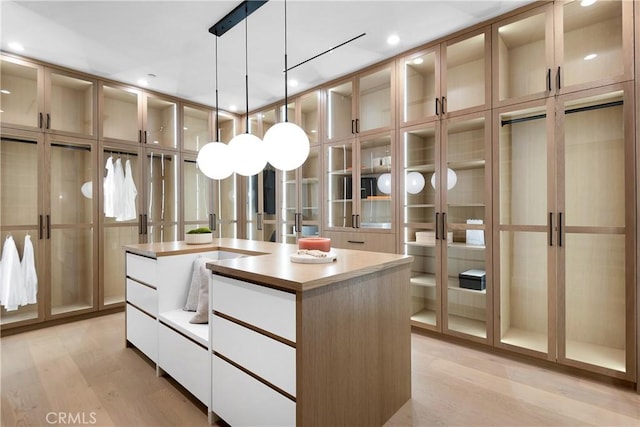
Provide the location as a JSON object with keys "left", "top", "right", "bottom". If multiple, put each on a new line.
{"left": 51, "top": 143, "right": 91, "bottom": 151}
{"left": 501, "top": 100, "right": 623, "bottom": 127}
{"left": 104, "top": 150, "right": 138, "bottom": 157}
{"left": 286, "top": 32, "right": 366, "bottom": 72}
{"left": 209, "top": 0, "right": 269, "bottom": 37}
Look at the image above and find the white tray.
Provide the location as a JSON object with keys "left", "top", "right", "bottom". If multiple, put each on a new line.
{"left": 290, "top": 251, "right": 337, "bottom": 264}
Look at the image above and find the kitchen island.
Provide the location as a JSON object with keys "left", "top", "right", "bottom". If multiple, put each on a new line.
{"left": 124, "top": 238, "right": 412, "bottom": 426}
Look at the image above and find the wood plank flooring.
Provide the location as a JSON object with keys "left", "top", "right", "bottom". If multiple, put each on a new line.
{"left": 1, "top": 312, "right": 639, "bottom": 426}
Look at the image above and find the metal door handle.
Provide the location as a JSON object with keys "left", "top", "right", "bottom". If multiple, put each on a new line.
{"left": 435, "top": 98, "right": 440, "bottom": 116}
{"left": 348, "top": 240, "right": 365, "bottom": 244}
{"left": 351, "top": 119, "right": 355, "bottom": 134}
{"left": 547, "top": 68, "right": 552, "bottom": 92}
{"left": 210, "top": 213, "right": 217, "bottom": 231}
{"left": 556, "top": 66, "right": 561, "bottom": 90}
{"left": 441, "top": 212, "right": 446, "bottom": 243}
{"left": 144, "top": 131, "right": 148, "bottom": 144}
{"left": 39, "top": 214, "right": 44, "bottom": 240}
{"left": 558, "top": 212, "right": 563, "bottom": 247}
{"left": 356, "top": 214, "right": 360, "bottom": 228}
{"left": 143, "top": 214, "right": 148, "bottom": 235}
{"left": 39, "top": 113, "right": 44, "bottom": 129}
{"left": 45, "top": 214, "right": 50, "bottom": 239}
{"left": 257, "top": 213, "right": 263, "bottom": 231}
{"left": 548, "top": 212, "right": 553, "bottom": 247}
{"left": 46, "top": 113, "right": 51, "bottom": 129}
{"left": 138, "top": 214, "right": 143, "bottom": 235}
{"left": 435, "top": 213, "right": 440, "bottom": 240}
{"left": 441, "top": 97, "right": 446, "bottom": 115}
{"left": 355, "top": 118, "right": 360, "bottom": 133}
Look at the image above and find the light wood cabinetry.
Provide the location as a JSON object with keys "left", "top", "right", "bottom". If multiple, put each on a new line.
{"left": 492, "top": 0, "right": 633, "bottom": 107}
{"left": 1, "top": 128, "right": 99, "bottom": 326}
{"left": 494, "top": 82, "right": 635, "bottom": 380}
{"left": 0, "top": 55, "right": 97, "bottom": 138}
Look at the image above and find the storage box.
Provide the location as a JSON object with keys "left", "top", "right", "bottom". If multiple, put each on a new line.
{"left": 458, "top": 269, "right": 486, "bottom": 291}
{"left": 415, "top": 231, "right": 452, "bottom": 245}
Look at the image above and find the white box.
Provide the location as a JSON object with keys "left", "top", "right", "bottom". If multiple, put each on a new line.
{"left": 415, "top": 231, "right": 452, "bottom": 244}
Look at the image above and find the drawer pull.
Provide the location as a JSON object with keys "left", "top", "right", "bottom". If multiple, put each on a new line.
{"left": 347, "top": 240, "right": 365, "bottom": 244}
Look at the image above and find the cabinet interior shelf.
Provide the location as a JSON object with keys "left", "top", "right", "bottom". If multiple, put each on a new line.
{"left": 405, "top": 204, "right": 435, "bottom": 208}
{"left": 406, "top": 241, "right": 485, "bottom": 250}
{"left": 159, "top": 309, "right": 209, "bottom": 348}
{"left": 411, "top": 273, "right": 486, "bottom": 294}
{"left": 405, "top": 159, "right": 485, "bottom": 174}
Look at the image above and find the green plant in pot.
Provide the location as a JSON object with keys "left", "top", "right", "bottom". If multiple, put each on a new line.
{"left": 185, "top": 227, "right": 213, "bottom": 244}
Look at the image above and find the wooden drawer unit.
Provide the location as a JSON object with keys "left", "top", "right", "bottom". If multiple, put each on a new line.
{"left": 126, "top": 304, "right": 158, "bottom": 363}
{"left": 126, "top": 278, "right": 157, "bottom": 316}
{"left": 211, "top": 275, "right": 296, "bottom": 342}
{"left": 212, "top": 355, "right": 296, "bottom": 427}
{"left": 126, "top": 253, "right": 157, "bottom": 286}
{"left": 159, "top": 324, "right": 210, "bottom": 406}
{"left": 324, "top": 230, "right": 397, "bottom": 253}
{"left": 212, "top": 315, "right": 296, "bottom": 396}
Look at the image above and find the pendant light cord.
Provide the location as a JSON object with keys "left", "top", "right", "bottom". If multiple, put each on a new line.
{"left": 244, "top": 5, "right": 250, "bottom": 134}
{"left": 214, "top": 36, "right": 219, "bottom": 141}
{"left": 284, "top": 0, "right": 288, "bottom": 122}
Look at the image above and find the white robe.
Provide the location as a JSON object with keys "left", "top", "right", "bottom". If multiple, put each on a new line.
{"left": 1, "top": 235, "right": 23, "bottom": 311}
{"left": 21, "top": 234, "right": 38, "bottom": 305}
{"left": 117, "top": 159, "right": 137, "bottom": 221}
{"left": 103, "top": 156, "right": 116, "bottom": 217}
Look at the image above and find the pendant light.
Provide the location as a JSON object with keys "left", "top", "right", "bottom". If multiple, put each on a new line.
{"left": 228, "top": 6, "right": 266, "bottom": 177}
{"left": 263, "top": 0, "right": 310, "bottom": 171}
{"left": 197, "top": 37, "right": 233, "bottom": 180}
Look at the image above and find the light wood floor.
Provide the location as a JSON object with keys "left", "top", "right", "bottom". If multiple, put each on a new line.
{"left": 1, "top": 312, "right": 639, "bottom": 426}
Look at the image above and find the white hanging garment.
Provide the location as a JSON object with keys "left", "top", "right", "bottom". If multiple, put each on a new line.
{"left": 113, "top": 158, "right": 125, "bottom": 219}
{"left": 117, "top": 159, "right": 138, "bottom": 221}
{"left": 1, "top": 235, "right": 24, "bottom": 311}
{"left": 103, "top": 156, "right": 116, "bottom": 217}
{"left": 21, "top": 234, "right": 38, "bottom": 305}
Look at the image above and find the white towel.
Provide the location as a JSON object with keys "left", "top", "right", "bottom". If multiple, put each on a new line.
{"left": 1, "top": 235, "right": 23, "bottom": 311}
{"left": 21, "top": 235, "right": 38, "bottom": 305}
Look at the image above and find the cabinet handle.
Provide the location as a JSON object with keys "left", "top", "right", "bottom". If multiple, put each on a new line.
{"left": 435, "top": 212, "right": 440, "bottom": 240}
{"left": 138, "top": 130, "right": 142, "bottom": 143}
{"left": 257, "top": 213, "right": 263, "bottom": 231}
{"left": 548, "top": 212, "right": 553, "bottom": 247}
{"left": 144, "top": 131, "right": 148, "bottom": 144}
{"left": 294, "top": 213, "right": 301, "bottom": 233}
{"left": 39, "top": 113, "right": 44, "bottom": 129}
{"left": 355, "top": 118, "right": 360, "bottom": 133}
{"left": 143, "top": 214, "right": 148, "bottom": 235}
{"left": 435, "top": 98, "right": 440, "bottom": 116}
{"left": 356, "top": 214, "right": 360, "bottom": 228}
{"left": 351, "top": 119, "right": 355, "bottom": 134}
{"left": 46, "top": 113, "right": 51, "bottom": 130}
{"left": 210, "top": 213, "right": 216, "bottom": 231}
{"left": 558, "top": 212, "right": 563, "bottom": 247}
{"left": 347, "top": 240, "right": 365, "bottom": 244}
{"left": 441, "top": 97, "right": 446, "bottom": 115}
{"left": 556, "top": 66, "right": 561, "bottom": 90}
{"left": 351, "top": 214, "right": 357, "bottom": 228}
{"left": 441, "top": 212, "right": 446, "bottom": 243}
{"left": 45, "top": 214, "right": 51, "bottom": 240}
{"left": 39, "top": 214, "right": 44, "bottom": 240}
{"left": 138, "top": 214, "right": 143, "bottom": 235}
{"left": 546, "top": 68, "right": 552, "bottom": 92}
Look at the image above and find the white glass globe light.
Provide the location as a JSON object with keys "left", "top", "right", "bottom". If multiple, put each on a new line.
{"left": 263, "top": 122, "right": 310, "bottom": 171}
{"left": 430, "top": 168, "right": 458, "bottom": 190}
{"left": 406, "top": 171, "right": 426, "bottom": 194}
{"left": 228, "top": 133, "right": 266, "bottom": 176}
{"left": 196, "top": 142, "right": 234, "bottom": 180}
{"left": 377, "top": 173, "right": 392, "bottom": 194}
{"left": 80, "top": 181, "right": 93, "bottom": 199}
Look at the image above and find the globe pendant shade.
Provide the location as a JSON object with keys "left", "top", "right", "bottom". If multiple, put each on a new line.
{"left": 430, "top": 168, "right": 458, "bottom": 190}
{"left": 228, "top": 133, "right": 266, "bottom": 176}
{"left": 406, "top": 171, "right": 426, "bottom": 194}
{"left": 377, "top": 173, "right": 392, "bottom": 194}
{"left": 263, "top": 122, "right": 310, "bottom": 171}
{"left": 196, "top": 142, "right": 234, "bottom": 180}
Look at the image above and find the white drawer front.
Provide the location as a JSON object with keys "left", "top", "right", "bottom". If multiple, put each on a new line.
{"left": 126, "top": 278, "right": 157, "bottom": 316}
{"left": 126, "top": 304, "right": 157, "bottom": 363}
{"left": 213, "top": 315, "right": 296, "bottom": 396}
{"left": 211, "top": 275, "right": 296, "bottom": 342}
{"left": 212, "top": 355, "right": 295, "bottom": 427}
{"left": 159, "top": 324, "right": 210, "bottom": 406}
{"left": 126, "top": 253, "right": 157, "bottom": 287}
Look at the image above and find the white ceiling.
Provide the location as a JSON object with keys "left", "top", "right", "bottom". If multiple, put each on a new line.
{"left": 0, "top": 0, "right": 533, "bottom": 114}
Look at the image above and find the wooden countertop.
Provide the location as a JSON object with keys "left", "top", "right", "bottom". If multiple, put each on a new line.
{"left": 124, "top": 238, "right": 412, "bottom": 292}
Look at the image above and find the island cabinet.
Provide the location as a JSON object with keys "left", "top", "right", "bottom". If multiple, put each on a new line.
{"left": 124, "top": 239, "right": 412, "bottom": 426}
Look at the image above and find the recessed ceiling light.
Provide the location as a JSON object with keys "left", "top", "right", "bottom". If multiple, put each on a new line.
{"left": 288, "top": 79, "right": 299, "bottom": 88}
{"left": 413, "top": 58, "right": 424, "bottom": 65}
{"left": 580, "top": 0, "right": 597, "bottom": 6}
{"left": 584, "top": 53, "right": 597, "bottom": 60}
{"left": 229, "top": 105, "right": 238, "bottom": 112}
{"left": 137, "top": 79, "right": 149, "bottom": 87}
{"left": 387, "top": 34, "right": 400, "bottom": 46}
{"left": 0, "top": 89, "right": 11, "bottom": 94}
{"left": 147, "top": 73, "right": 157, "bottom": 78}
{"left": 8, "top": 42, "right": 24, "bottom": 52}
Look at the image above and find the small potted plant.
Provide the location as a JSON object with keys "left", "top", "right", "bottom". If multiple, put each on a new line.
{"left": 185, "top": 227, "right": 213, "bottom": 245}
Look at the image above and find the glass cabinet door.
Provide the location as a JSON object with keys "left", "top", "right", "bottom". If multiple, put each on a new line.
{"left": 301, "top": 147, "right": 321, "bottom": 237}
{"left": 326, "top": 80, "right": 354, "bottom": 141}
{"left": 214, "top": 175, "right": 238, "bottom": 239}
{"left": 183, "top": 157, "right": 213, "bottom": 234}
{"left": 0, "top": 57, "right": 41, "bottom": 129}
{"left": 281, "top": 168, "right": 297, "bottom": 244}
{"left": 48, "top": 138, "right": 96, "bottom": 316}
{"left": 183, "top": 105, "right": 211, "bottom": 152}
{"left": 402, "top": 49, "right": 438, "bottom": 125}
{"left": 558, "top": 86, "right": 632, "bottom": 376}
{"left": 102, "top": 147, "right": 141, "bottom": 306}
{"left": 145, "top": 95, "right": 177, "bottom": 149}
{"left": 47, "top": 70, "right": 95, "bottom": 137}
{"left": 496, "top": 100, "right": 552, "bottom": 356}
{"left": 0, "top": 134, "right": 43, "bottom": 325}
{"left": 444, "top": 29, "right": 488, "bottom": 114}
{"left": 358, "top": 133, "right": 392, "bottom": 230}
{"left": 300, "top": 92, "right": 320, "bottom": 144}
{"left": 102, "top": 84, "right": 141, "bottom": 143}
{"left": 403, "top": 122, "right": 439, "bottom": 330}
{"left": 326, "top": 143, "right": 354, "bottom": 229}
{"left": 493, "top": 5, "right": 553, "bottom": 105}
{"left": 145, "top": 150, "right": 178, "bottom": 242}
{"left": 358, "top": 66, "right": 392, "bottom": 133}
{"left": 558, "top": 0, "right": 630, "bottom": 91}
{"left": 442, "top": 113, "right": 490, "bottom": 340}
